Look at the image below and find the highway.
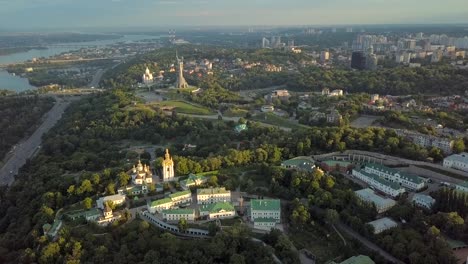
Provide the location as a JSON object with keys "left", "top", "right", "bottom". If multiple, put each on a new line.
{"left": 0, "top": 97, "right": 74, "bottom": 186}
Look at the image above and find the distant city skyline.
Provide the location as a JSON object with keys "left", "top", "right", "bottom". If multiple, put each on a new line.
{"left": 1, "top": 0, "right": 468, "bottom": 30}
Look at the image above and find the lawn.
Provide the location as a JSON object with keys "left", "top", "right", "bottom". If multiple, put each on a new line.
{"left": 224, "top": 107, "right": 249, "bottom": 117}
{"left": 250, "top": 113, "right": 309, "bottom": 130}
{"left": 153, "top": 100, "right": 214, "bottom": 115}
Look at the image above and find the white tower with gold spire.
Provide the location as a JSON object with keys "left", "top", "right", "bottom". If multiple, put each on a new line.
{"left": 162, "top": 149, "right": 175, "bottom": 182}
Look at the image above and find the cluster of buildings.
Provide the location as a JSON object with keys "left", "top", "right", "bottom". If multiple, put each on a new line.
{"left": 352, "top": 163, "right": 426, "bottom": 197}
{"left": 322, "top": 88, "right": 344, "bottom": 97}
{"left": 395, "top": 129, "right": 454, "bottom": 154}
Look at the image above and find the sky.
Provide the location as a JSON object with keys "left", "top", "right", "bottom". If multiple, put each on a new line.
{"left": 1, "top": 0, "right": 468, "bottom": 30}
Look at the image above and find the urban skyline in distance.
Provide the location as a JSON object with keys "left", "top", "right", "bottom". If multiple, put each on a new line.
{"left": 1, "top": 0, "right": 468, "bottom": 30}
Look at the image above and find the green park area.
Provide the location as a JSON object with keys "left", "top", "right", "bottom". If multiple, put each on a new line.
{"left": 251, "top": 112, "right": 310, "bottom": 130}
{"left": 152, "top": 100, "right": 214, "bottom": 115}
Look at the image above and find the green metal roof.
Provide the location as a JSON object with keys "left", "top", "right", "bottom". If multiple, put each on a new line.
{"left": 169, "top": 190, "right": 191, "bottom": 199}
{"left": 340, "top": 255, "right": 375, "bottom": 264}
{"left": 355, "top": 169, "right": 403, "bottom": 191}
{"left": 162, "top": 209, "right": 194, "bottom": 215}
{"left": 181, "top": 174, "right": 207, "bottom": 186}
{"left": 322, "top": 160, "right": 352, "bottom": 167}
{"left": 200, "top": 202, "right": 235, "bottom": 213}
{"left": 66, "top": 208, "right": 101, "bottom": 219}
{"left": 254, "top": 217, "right": 277, "bottom": 223}
{"left": 251, "top": 199, "right": 280, "bottom": 211}
{"left": 365, "top": 163, "right": 424, "bottom": 184}
{"left": 282, "top": 157, "right": 315, "bottom": 166}
{"left": 197, "top": 187, "right": 230, "bottom": 195}
{"left": 150, "top": 198, "right": 172, "bottom": 207}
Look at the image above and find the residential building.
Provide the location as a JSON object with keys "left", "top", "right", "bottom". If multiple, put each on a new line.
{"left": 162, "top": 149, "right": 175, "bottom": 182}
{"left": 162, "top": 209, "right": 195, "bottom": 222}
{"left": 411, "top": 194, "right": 435, "bottom": 209}
{"left": 96, "top": 194, "right": 126, "bottom": 209}
{"left": 355, "top": 188, "right": 396, "bottom": 213}
{"left": 169, "top": 190, "right": 192, "bottom": 206}
{"left": 326, "top": 110, "right": 343, "bottom": 124}
{"left": 352, "top": 169, "right": 406, "bottom": 198}
{"left": 329, "top": 89, "right": 344, "bottom": 97}
{"left": 199, "top": 202, "right": 236, "bottom": 219}
{"left": 197, "top": 187, "right": 231, "bottom": 204}
{"left": 253, "top": 218, "right": 278, "bottom": 230}
{"left": 367, "top": 217, "right": 398, "bottom": 234}
{"left": 363, "top": 163, "right": 426, "bottom": 191}
{"left": 396, "top": 129, "right": 454, "bottom": 154}
{"left": 281, "top": 156, "right": 316, "bottom": 172}
{"left": 148, "top": 198, "right": 174, "bottom": 214}
{"left": 320, "top": 51, "right": 330, "bottom": 62}
{"left": 455, "top": 181, "right": 468, "bottom": 193}
{"left": 265, "top": 89, "right": 290, "bottom": 101}
{"left": 180, "top": 173, "right": 207, "bottom": 190}
{"left": 443, "top": 153, "right": 468, "bottom": 173}
{"left": 351, "top": 51, "right": 366, "bottom": 70}
{"left": 250, "top": 199, "right": 281, "bottom": 223}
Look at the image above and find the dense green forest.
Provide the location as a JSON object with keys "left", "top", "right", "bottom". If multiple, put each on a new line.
{"left": 0, "top": 89, "right": 464, "bottom": 263}
{"left": 0, "top": 95, "right": 55, "bottom": 160}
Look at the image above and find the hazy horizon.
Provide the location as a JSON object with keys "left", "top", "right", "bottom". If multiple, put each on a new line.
{"left": 1, "top": 0, "right": 468, "bottom": 30}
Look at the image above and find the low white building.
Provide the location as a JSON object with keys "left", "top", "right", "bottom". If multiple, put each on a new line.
{"left": 96, "top": 194, "right": 126, "bottom": 209}
{"left": 455, "top": 181, "right": 468, "bottom": 193}
{"left": 443, "top": 152, "right": 468, "bottom": 173}
{"left": 250, "top": 199, "right": 281, "bottom": 223}
{"left": 199, "top": 202, "right": 236, "bottom": 220}
{"left": 162, "top": 209, "right": 195, "bottom": 222}
{"left": 253, "top": 218, "right": 278, "bottom": 231}
{"left": 148, "top": 198, "right": 174, "bottom": 214}
{"left": 411, "top": 194, "right": 435, "bottom": 209}
{"left": 352, "top": 169, "right": 406, "bottom": 198}
{"left": 363, "top": 163, "right": 426, "bottom": 191}
{"left": 197, "top": 187, "right": 231, "bottom": 205}
{"left": 367, "top": 217, "right": 398, "bottom": 234}
{"left": 355, "top": 188, "right": 396, "bottom": 213}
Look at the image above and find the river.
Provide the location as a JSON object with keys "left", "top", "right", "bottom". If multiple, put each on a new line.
{"left": 0, "top": 34, "right": 160, "bottom": 92}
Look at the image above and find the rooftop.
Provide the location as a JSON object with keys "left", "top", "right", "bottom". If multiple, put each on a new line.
{"left": 200, "top": 202, "right": 235, "bottom": 213}
{"left": 251, "top": 199, "right": 281, "bottom": 211}
{"left": 322, "top": 159, "right": 352, "bottom": 167}
{"left": 66, "top": 208, "right": 101, "bottom": 219}
{"left": 365, "top": 163, "right": 424, "bottom": 184}
{"left": 355, "top": 188, "right": 396, "bottom": 207}
{"left": 149, "top": 198, "right": 172, "bottom": 207}
{"left": 339, "top": 255, "right": 375, "bottom": 264}
{"left": 99, "top": 194, "right": 126, "bottom": 201}
{"left": 197, "top": 187, "right": 230, "bottom": 195}
{"left": 162, "top": 209, "right": 195, "bottom": 215}
{"left": 355, "top": 169, "right": 404, "bottom": 191}
{"left": 367, "top": 217, "right": 398, "bottom": 232}
{"left": 411, "top": 193, "right": 435, "bottom": 204}
{"left": 169, "top": 190, "right": 191, "bottom": 199}
{"left": 282, "top": 156, "right": 315, "bottom": 166}
{"left": 445, "top": 152, "right": 468, "bottom": 163}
